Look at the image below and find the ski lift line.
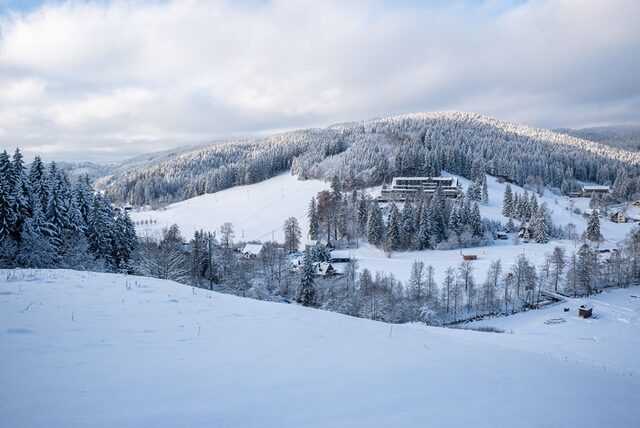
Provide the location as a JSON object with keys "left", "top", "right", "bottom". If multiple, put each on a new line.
{"left": 254, "top": 208, "right": 308, "bottom": 241}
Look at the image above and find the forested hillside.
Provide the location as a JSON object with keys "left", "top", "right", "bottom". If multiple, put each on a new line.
{"left": 96, "top": 112, "right": 640, "bottom": 206}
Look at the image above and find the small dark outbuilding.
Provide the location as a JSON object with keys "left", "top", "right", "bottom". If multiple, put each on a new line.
{"left": 578, "top": 305, "right": 593, "bottom": 318}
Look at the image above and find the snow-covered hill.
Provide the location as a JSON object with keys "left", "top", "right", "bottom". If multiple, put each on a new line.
{"left": 1, "top": 269, "right": 638, "bottom": 427}
{"left": 130, "top": 174, "right": 329, "bottom": 242}
{"left": 94, "top": 110, "right": 640, "bottom": 206}
{"left": 131, "top": 169, "right": 639, "bottom": 285}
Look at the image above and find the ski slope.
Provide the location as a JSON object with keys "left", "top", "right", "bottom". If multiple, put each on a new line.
{"left": 130, "top": 174, "right": 330, "bottom": 242}
{"left": 1, "top": 270, "right": 639, "bottom": 427}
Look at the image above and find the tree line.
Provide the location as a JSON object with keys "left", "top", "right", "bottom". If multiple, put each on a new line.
{"left": 0, "top": 149, "right": 137, "bottom": 271}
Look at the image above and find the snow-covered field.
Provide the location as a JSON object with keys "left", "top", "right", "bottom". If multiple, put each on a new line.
{"left": 130, "top": 174, "right": 330, "bottom": 242}
{"left": 130, "top": 171, "right": 638, "bottom": 284}
{"left": 1, "top": 269, "right": 638, "bottom": 427}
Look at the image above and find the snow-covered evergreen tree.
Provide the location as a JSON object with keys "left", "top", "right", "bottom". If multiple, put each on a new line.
{"left": 586, "top": 209, "right": 603, "bottom": 242}
{"left": 533, "top": 203, "right": 549, "bottom": 244}
{"left": 298, "top": 248, "right": 316, "bottom": 307}
{"left": 481, "top": 175, "right": 489, "bottom": 205}
{"left": 401, "top": 199, "right": 417, "bottom": 249}
{"left": 0, "top": 151, "right": 15, "bottom": 241}
{"left": 469, "top": 203, "right": 483, "bottom": 237}
{"left": 366, "top": 202, "right": 385, "bottom": 246}
{"left": 387, "top": 203, "right": 401, "bottom": 250}
{"left": 415, "top": 200, "right": 430, "bottom": 250}
{"left": 356, "top": 194, "right": 369, "bottom": 236}
{"left": 307, "top": 197, "right": 319, "bottom": 240}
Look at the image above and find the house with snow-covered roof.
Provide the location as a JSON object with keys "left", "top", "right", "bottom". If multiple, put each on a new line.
{"left": 610, "top": 210, "right": 627, "bottom": 223}
{"left": 330, "top": 250, "right": 351, "bottom": 263}
{"left": 242, "top": 244, "right": 264, "bottom": 258}
{"left": 315, "top": 262, "right": 339, "bottom": 277}
{"left": 581, "top": 185, "right": 610, "bottom": 197}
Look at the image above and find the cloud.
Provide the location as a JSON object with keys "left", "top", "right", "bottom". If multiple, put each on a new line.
{"left": 0, "top": 0, "right": 639, "bottom": 161}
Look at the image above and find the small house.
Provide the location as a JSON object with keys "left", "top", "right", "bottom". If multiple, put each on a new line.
{"left": 496, "top": 232, "right": 508, "bottom": 240}
{"left": 241, "top": 244, "right": 264, "bottom": 258}
{"left": 580, "top": 185, "right": 610, "bottom": 197}
{"left": 518, "top": 226, "right": 532, "bottom": 241}
{"left": 610, "top": 211, "right": 627, "bottom": 224}
{"left": 315, "top": 262, "right": 338, "bottom": 277}
{"left": 462, "top": 254, "right": 477, "bottom": 261}
{"left": 632, "top": 200, "right": 640, "bottom": 208}
{"left": 330, "top": 250, "right": 351, "bottom": 263}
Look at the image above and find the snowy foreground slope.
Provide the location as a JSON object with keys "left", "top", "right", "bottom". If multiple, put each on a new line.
{"left": 1, "top": 270, "right": 639, "bottom": 428}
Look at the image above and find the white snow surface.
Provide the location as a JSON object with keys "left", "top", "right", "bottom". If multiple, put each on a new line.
{"left": 130, "top": 171, "right": 639, "bottom": 285}
{"left": 130, "top": 173, "right": 330, "bottom": 242}
{"left": 1, "top": 269, "right": 639, "bottom": 427}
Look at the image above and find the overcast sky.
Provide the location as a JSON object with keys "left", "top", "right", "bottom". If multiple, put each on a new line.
{"left": 0, "top": 0, "right": 639, "bottom": 162}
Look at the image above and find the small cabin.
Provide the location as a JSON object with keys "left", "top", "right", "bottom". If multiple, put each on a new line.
{"left": 462, "top": 254, "right": 477, "bottom": 261}
{"left": 315, "top": 262, "right": 338, "bottom": 277}
{"left": 495, "top": 232, "right": 508, "bottom": 240}
{"left": 632, "top": 200, "right": 640, "bottom": 208}
{"left": 610, "top": 211, "right": 627, "bottom": 224}
{"left": 330, "top": 250, "right": 351, "bottom": 263}
{"left": 578, "top": 305, "right": 593, "bottom": 319}
{"left": 241, "top": 244, "right": 264, "bottom": 258}
{"left": 518, "top": 226, "right": 532, "bottom": 241}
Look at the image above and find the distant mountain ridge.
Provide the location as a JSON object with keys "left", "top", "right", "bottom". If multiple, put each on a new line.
{"left": 84, "top": 111, "right": 640, "bottom": 205}
{"left": 554, "top": 124, "right": 640, "bottom": 152}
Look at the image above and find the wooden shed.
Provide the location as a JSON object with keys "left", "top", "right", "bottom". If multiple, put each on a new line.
{"left": 578, "top": 305, "right": 593, "bottom": 318}
{"left": 462, "top": 254, "right": 477, "bottom": 261}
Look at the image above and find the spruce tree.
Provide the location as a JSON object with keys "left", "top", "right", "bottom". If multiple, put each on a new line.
{"left": 401, "top": 199, "right": 417, "bottom": 248}
{"left": 330, "top": 175, "right": 342, "bottom": 203}
{"left": 357, "top": 195, "right": 368, "bottom": 236}
{"left": 470, "top": 203, "right": 483, "bottom": 237}
{"left": 298, "top": 248, "right": 316, "bottom": 307}
{"left": 449, "top": 205, "right": 461, "bottom": 236}
{"left": 387, "top": 202, "right": 401, "bottom": 250}
{"left": 113, "top": 209, "right": 137, "bottom": 272}
{"left": 533, "top": 204, "right": 549, "bottom": 243}
{"left": 29, "top": 155, "right": 47, "bottom": 208}
{"left": 74, "top": 175, "right": 94, "bottom": 225}
{"left": 502, "top": 184, "right": 513, "bottom": 217}
{"left": 307, "top": 197, "right": 319, "bottom": 240}
{"left": 9, "top": 148, "right": 31, "bottom": 241}
{"left": 417, "top": 200, "right": 431, "bottom": 249}
{"left": 429, "top": 188, "right": 447, "bottom": 243}
{"left": 366, "top": 202, "right": 385, "bottom": 246}
{"left": 481, "top": 175, "right": 489, "bottom": 205}
{"left": 586, "top": 209, "right": 603, "bottom": 242}
{"left": 88, "top": 194, "right": 116, "bottom": 268}
{"left": 530, "top": 193, "right": 539, "bottom": 215}
{"left": 17, "top": 198, "right": 56, "bottom": 268}
{"left": 0, "top": 151, "right": 15, "bottom": 241}
{"left": 612, "top": 169, "right": 629, "bottom": 201}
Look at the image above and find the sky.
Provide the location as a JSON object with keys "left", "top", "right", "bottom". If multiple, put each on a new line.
{"left": 0, "top": 0, "right": 639, "bottom": 162}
